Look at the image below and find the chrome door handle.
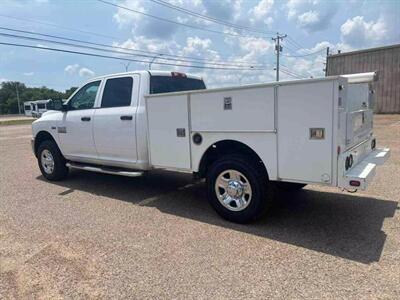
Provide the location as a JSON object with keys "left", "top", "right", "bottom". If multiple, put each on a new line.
{"left": 120, "top": 115, "right": 133, "bottom": 120}
{"left": 81, "top": 116, "right": 91, "bottom": 121}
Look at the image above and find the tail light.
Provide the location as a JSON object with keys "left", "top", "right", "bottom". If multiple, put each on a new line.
{"left": 350, "top": 180, "right": 361, "bottom": 187}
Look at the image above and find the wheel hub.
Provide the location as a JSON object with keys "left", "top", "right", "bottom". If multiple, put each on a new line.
{"left": 227, "top": 180, "right": 244, "bottom": 198}
{"left": 41, "top": 149, "right": 55, "bottom": 174}
{"left": 214, "top": 169, "right": 252, "bottom": 212}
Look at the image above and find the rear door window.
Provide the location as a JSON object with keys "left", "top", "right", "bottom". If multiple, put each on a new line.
{"left": 101, "top": 77, "right": 133, "bottom": 108}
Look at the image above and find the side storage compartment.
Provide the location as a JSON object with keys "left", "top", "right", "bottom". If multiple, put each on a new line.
{"left": 190, "top": 86, "right": 275, "bottom": 131}
{"left": 146, "top": 94, "right": 191, "bottom": 170}
{"left": 277, "top": 80, "right": 336, "bottom": 184}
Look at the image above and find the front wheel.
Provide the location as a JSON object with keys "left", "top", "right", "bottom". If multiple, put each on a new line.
{"left": 37, "top": 140, "right": 69, "bottom": 181}
{"left": 206, "top": 155, "right": 272, "bottom": 223}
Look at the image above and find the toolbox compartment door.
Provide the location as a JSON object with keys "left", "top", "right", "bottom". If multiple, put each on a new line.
{"left": 344, "top": 83, "right": 373, "bottom": 149}
{"left": 146, "top": 94, "right": 191, "bottom": 170}
{"left": 277, "top": 80, "right": 335, "bottom": 184}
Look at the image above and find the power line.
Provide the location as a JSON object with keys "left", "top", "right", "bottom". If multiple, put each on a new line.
{"left": 0, "top": 28, "right": 267, "bottom": 68}
{"left": 0, "top": 41, "right": 266, "bottom": 71}
{"left": 0, "top": 15, "right": 262, "bottom": 64}
{"left": 285, "top": 35, "right": 308, "bottom": 51}
{"left": 281, "top": 45, "right": 327, "bottom": 57}
{"left": 280, "top": 69, "right": 305, "bottom": 79}
{"left": 96, "top": 0, "right": 272, "bottom": 39}
{"left": 148, "top": 0, "right": 276, "bottom": 36}
{"left": 0, "top": 14, "right": 118, "bottom": 40}
{"left": 280, "top": 64, "right": 310, "bottom": 79}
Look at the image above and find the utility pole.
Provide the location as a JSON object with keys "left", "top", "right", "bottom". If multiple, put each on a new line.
{"left": 324, "top": 46, "right": 330, "bottom": 76}
{"left": 15, "top": 82, "right": 21, "bottom": 115}
{"left": 272, "top": 33, "right": 287, "bottom": 81}
{"left": 120, "top": 61, "right": 131, "bottom": 72}
{"left": 149, "top": 54, "right": 163, "bottom": 70}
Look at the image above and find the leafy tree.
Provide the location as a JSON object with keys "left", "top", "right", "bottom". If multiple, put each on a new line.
{"left": 0, "top": 81, "right": 78, "bottom": 114}
{"left": 65, "top": 87, "right": 78, "bottom": 99}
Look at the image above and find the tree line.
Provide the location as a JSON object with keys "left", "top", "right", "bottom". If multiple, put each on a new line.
{"left": 0, "top": 81, "right": 78, "bottom": 114}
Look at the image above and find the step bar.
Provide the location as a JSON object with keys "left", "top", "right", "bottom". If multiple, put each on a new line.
{"left": 66, "top": 162, "right": 144, "bottom": 177}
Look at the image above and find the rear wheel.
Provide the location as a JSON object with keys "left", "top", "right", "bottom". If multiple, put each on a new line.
{"left": 37, "top": 140, "right": 68, "bottom": 181}
{"left": 206, "top": 155, "right": 272, "bottom": 223}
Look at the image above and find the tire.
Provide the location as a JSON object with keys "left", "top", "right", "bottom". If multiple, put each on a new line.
{"left": 37, "top": 140, "right": 69, "bottom": 181}
{"left": 206, "top": 154, "right": 273, "bottom": 223}
{"left": 275, "top": 182, "right": 306, "bottom": 191}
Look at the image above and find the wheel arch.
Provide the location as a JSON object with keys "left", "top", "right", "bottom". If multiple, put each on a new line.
{"left": 196, "top": 139, "right": 269, "bottom": 179}
{"left": 34, "top": 131, "right": 62, "bottom": 157}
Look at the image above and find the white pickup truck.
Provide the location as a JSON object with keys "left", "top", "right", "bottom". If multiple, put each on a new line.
{"left": 32, "top": 70, "right": 390, "bottom": 223}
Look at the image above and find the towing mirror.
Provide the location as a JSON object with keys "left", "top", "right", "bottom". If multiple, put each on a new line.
{"left": 48, "top": 99, "right": 65, "bottom": 111}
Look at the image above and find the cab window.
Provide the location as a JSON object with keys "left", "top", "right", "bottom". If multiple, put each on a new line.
{"left": 101, "top": 77, "right": 133, "bottom": 108}
{"left": 69, "top": 81, "right": 101, "bottom": 110}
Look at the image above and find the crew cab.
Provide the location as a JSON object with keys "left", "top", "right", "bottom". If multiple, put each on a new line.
{"left": 32, "top": 70, "right": 390, "bottom": 223}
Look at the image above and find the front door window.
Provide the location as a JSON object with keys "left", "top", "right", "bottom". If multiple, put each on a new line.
{"left": 69, "top": 81, "right": 100, "bottom": 110}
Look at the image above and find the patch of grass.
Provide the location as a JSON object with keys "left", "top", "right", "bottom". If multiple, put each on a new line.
{"left": 0, "top": 119, "right": 34, "bottom": 126}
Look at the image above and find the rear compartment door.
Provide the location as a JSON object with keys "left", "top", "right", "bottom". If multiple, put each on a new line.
{"left": 277, "top": 80, "right": 335, "bottom": 184}
{"left": 146, "top": 94, "right": 191, "bottom": 170}
{"left": 345, "top": 83, "right": 373, "bottom": 149}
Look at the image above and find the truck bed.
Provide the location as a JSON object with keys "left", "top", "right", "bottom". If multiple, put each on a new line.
{"left": 145, "top": 76, "right": 342, "bottom": 186}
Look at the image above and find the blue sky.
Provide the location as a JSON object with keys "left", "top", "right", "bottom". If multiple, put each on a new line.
{"left": 0, "top": 0, "right": 399, "bottom": 91}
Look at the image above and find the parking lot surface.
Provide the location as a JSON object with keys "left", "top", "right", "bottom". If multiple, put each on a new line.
{"left": 1, "top": 115, "right": 399, "bottom": 299}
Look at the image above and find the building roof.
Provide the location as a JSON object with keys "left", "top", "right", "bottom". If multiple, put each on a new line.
{"left": 329, "top": 44, "right": 400, "bottom": 58}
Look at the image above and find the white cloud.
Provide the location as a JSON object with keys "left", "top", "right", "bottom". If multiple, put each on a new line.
{"left": 112, "top": 0, "right": 179, "bottom": 38}
{"left": 113, "top": 0, "right": 145, "bottom": 27}
{"left": 64, "top": 64, "right": 94, "bottom": 77}
{"left": 202, "top": 0, "right": 241, "bottom": 21}
{"left": 296, "top": 41, "right": 334, "bottom": 55}
{"left": 249, "top": 0, "right": 274, "bottom": 20}
{"left": 182, "top": 37, "right": 212, "bottom": 54}
{"left": 0, "top": 78, "right": 8, "bottom": 84}
{"left": 23, "top": 72, "right": 34, "bottom": 76}
{"left": 79, "top": 67, "right": 95, "bottom": 77}
{"left": 340, "top": 16, "right": 388, "bottom": 48}
{"left": 113, "top": 36, "right": 181, "bottom": 65}
{"left": 64, "top": 64, "right": 80, "bottom": 75}
{"left": 286, "top": 0, "right": 338, "bottom": 32}
{"left": 297, "top": 10, "right": 319, "bottom": 27}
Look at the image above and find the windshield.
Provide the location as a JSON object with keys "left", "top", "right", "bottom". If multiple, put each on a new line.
{"left": 150, "top": 75, "right": 206, "bottom": 94}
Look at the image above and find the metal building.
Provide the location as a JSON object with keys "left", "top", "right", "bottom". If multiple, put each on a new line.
{"left": 326, "top": 44, "right": 400, "bottom": 113}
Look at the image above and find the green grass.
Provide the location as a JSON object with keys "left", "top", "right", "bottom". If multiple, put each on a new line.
{"left": 0, "top": 119, "right": 34, "bottom": 126}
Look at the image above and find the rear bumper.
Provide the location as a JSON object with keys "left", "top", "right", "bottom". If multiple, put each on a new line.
{"left": 339, "top": 148, "right": 390, "bottom": 190}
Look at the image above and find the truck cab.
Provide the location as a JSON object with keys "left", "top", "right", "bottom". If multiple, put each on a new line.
{"left": 32, "top": 70, "right": 206, "bottom": 171}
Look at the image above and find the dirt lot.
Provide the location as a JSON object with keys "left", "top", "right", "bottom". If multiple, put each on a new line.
{"left": 0, "top": 115, "right": 399, "bottom": 299}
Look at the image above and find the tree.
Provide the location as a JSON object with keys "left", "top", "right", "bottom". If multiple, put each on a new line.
{"left": 65, "top": 87, "right": 78, "bottom": 99}
{"left": 0, "top": 81, "right": 77, "bottom": 114}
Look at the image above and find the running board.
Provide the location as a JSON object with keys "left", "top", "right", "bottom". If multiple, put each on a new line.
{"left": 66, "top": 162, "right": 144, "bottom": 177}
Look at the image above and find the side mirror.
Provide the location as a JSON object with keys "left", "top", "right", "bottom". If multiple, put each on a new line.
{"left": 48, "top": 99, "right": 64, "bottom": 111}
{"left": 61, "top": 103, "right": 68, "bottom": 112}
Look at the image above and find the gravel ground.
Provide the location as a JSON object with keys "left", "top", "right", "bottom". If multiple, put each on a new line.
{"left": 0, "top": 115, "right": 399, "bottom": 299}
